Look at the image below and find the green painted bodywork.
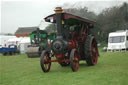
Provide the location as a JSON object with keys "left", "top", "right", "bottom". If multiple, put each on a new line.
{"left": 48, "top": 32, "right": 56, "bottom": 41}
{"left": 30, "top": 32, "right": 56, "bottom": 48}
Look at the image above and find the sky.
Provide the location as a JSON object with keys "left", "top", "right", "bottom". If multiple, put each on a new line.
{"left": 1, "top": 0, "right": 128, "bottom": 34}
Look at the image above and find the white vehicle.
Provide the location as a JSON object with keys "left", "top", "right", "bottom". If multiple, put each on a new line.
{"left": 107, "top": 30, "right": 128, "bottom": 51}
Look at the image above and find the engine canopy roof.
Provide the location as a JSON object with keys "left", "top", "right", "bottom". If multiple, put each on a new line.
{"left": 44, "top": 13, "right": 96, "bottom": 26}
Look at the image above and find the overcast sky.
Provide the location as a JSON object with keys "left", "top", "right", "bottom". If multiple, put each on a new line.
{"left": 1, "top": 0, "right": 128, "bottom": 34}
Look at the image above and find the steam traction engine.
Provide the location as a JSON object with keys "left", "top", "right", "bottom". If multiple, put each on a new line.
{"left": 26, "top": 28, "right": 48, "bottom": 58}
{"left": 40, "top": 7, "right": 99, "bottom": 72}
{"left": 26, "top": 28, "right": 56, "bottom": 58}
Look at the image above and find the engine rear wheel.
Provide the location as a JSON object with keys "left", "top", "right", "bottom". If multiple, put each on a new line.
{"left": 84, "top": 36, "right": 98, "bottom": 66}
{"left": 70, "top": 49, "right": 79, "bottom": 72}
{"left": 40, "top": 51, "right": 51, "bottom": 72}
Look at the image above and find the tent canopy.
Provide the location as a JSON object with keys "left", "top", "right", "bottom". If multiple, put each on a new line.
{"left": 20, "top": 37, "right": 30, "bottom": 43}
{"left": 8, "top": 37, "right": 22, "bottom": 42}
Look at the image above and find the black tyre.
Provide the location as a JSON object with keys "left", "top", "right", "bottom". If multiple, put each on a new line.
{"left": 9, "top": 52, "right": 12, "bottom": 55}
{"left": 84, "top": 36, "right": 98, "bottom": 66}
{"left": 17, "top": 50, "right": 20, "bottom": 54}
{"left": 70, "top": 49, "right": 79, "bottom": 72}
{"left": 3, "top": 52, "right": 7, "bottom": 56}
{"left": 40, "top": 50, "right": 51, "bottom": 72}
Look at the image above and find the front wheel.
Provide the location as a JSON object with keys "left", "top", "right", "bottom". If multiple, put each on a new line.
{"left": 70, "top": 49, "right": 79, "bottom": 72}
{"left": 40, "top": 51, "right": 51, "bottom": 72}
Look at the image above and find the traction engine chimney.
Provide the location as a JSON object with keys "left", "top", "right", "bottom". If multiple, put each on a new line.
{"left": 54, "top": 7, "right": 63, "bottom": 37}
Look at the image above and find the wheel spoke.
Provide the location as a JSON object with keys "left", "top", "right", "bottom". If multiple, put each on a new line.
{"left": 44, "top": 64, "right": 48, "bottom": 69}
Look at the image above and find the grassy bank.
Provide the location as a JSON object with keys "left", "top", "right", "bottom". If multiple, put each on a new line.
{"left": 0, "top": 51, "right": 128, "bottom": 85}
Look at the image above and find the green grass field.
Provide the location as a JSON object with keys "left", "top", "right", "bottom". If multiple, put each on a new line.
{"left": 0, "top": 50, "right": 128, "bottom": 85}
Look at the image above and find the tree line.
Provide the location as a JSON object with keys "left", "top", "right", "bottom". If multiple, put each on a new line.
{"left": 45, "top": 2, "right": 128, "bottom": 43}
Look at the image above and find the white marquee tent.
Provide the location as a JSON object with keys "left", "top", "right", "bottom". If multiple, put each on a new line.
{"left": 8, "top": 37, "right": 22, "bottom": 45}
{"left": 19, "top": 37, "right": 30, "bottom": 54}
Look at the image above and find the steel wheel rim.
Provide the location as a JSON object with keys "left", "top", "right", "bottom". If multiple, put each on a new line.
{"left": 43, "top": 53, "right": 51, "bottom": 72}
{"left": 91, "top": 40, "right": 98, "bottom": 64}
{"left": 73, "top": 50, "right": 79, "bottom": 71}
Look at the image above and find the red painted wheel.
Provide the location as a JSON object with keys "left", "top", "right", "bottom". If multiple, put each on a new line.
{"left": 40, "top": 51, "right": 51, "bottom": 72}
{"left": 70, "top": 49, "right": 79, "bottom": 72}
{"left": 91, "top": 40, "right": 98, "bottom": 64}
{"left": 84, "top": 36, "right": 98, "bottom": 66}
